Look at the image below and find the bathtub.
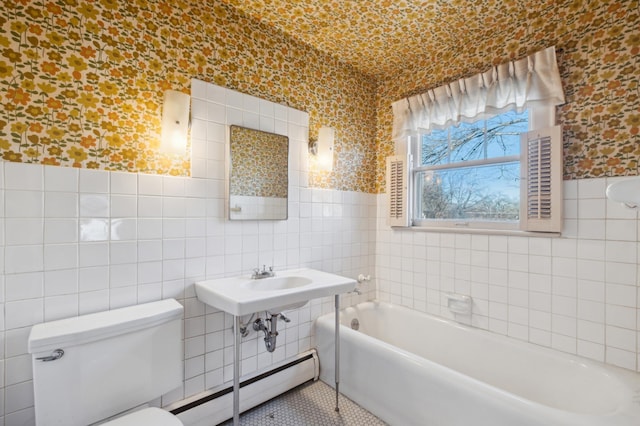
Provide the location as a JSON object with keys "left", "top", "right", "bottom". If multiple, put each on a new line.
{"left": 315, "top": 301, "right": 640, "bottom": 426}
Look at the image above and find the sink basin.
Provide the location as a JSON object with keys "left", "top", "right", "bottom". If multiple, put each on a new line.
{"left": 243, "top": 276, "right": 312, "bottom": 292}
{"left": 195, "top": 268, "right": 356, "bottom": 316}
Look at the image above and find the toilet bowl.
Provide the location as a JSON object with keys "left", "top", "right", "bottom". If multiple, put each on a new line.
{"left": 28, "top": 299, "right": 185, "bottom": 426}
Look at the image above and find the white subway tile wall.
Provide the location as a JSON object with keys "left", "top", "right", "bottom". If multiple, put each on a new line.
{"left": 0, "top": 80, "right": 377, "bottom": 424}
{"left": 376, "top": 179, "right": 640, "bottom": 372}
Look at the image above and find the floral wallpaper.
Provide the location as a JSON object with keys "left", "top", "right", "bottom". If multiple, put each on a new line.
{"left": 2, "top": 0, "right": 186, "bottom": 174}
{"left": 229, "top": 126, "right": 288, "bottom": 198}
{"left": 373, "top": 0, "right": 640, "bottom": 190}
{"left": 2, "top": 0, "right": 638, "bottom": 192}
{"left": 219, "top": 0, "right": 514, "bottom": 81}
{"left": 0, "top": 0, "right": 378, "bottom": 190}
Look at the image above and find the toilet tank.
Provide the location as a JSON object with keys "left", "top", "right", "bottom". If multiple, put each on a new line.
{"left": 28, "top": 299, "right": 184, "bottom": 426}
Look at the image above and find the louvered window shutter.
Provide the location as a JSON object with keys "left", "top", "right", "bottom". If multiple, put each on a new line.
{"left": 520, "top": 126, "right": 563, "bottom": 233}
{"left": 386, "top": 155, "right": 410, "bottom": 227}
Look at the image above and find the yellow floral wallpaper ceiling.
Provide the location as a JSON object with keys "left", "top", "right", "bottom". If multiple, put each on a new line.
{"left": 220, "top": 0, "right": 507, "bottom": 80}
{"left": 1, "top": 0, "right": 639, "bottom": 192}
{"left": 0, "top": 0, "right": 377, "bottom": 190}
{"left": 221, "top": 0, "right": 640, "bottom": 190}
{"left": 371, "top": 0, "right": 640, "bottom": 190}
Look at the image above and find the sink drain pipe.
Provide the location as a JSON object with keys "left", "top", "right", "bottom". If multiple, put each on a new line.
{"left": 253, "top": 313, "right": 290, "bottom": 352}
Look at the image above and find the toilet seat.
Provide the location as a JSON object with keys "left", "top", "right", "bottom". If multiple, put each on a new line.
{"left": 102, "top": 407, "right": 183, "bottom": 426}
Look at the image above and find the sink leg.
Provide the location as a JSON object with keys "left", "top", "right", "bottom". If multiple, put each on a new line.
{"left": 335, "top": 294, "right": 340, "bottom": 412}
{"left": 233, "top": 315, "right": 240, "bottom": 425}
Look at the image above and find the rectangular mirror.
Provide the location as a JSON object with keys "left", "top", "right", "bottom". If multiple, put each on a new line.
{"left": 228, "top": 125, "right": 289, "bottom": 220}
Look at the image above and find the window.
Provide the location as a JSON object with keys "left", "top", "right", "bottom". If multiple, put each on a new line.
{"left": 413, "top": 109, "right": 528, "bottom": 230}
{"left": 386, "top": 105, "right": 562, "bottom": 233}
{"left": 388, "top": 48, "right": 565, "bottom": 233}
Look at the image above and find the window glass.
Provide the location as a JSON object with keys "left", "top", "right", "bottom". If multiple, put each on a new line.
{"left": 484, "top": 110, "right": 528, "bottom": 158}
{"left": 416, "top": 163, "right": 520, "bottom": 221}
{"left": 415, "top": 109, "right": 528, "bottom": 227}
{"left": 450, "top": 121, "right": 482, "bottom": 162}
{"left": 420, "top": 110, "right": 528, "bottom": 167}
{"left": 421, "top": 128, "right": 449, "bottom": 166}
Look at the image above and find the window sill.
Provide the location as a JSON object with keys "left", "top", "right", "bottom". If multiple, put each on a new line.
{"left": 403, "top": 225, "right": 561, "bottom": 238}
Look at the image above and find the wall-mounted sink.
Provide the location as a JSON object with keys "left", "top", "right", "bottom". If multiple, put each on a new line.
{"left": 195, "top": 268, "right": 356, "bottom": 316}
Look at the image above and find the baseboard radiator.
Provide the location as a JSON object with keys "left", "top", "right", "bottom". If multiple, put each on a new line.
{"left": 168, "top": 350, "right": 319, "bottom": 426}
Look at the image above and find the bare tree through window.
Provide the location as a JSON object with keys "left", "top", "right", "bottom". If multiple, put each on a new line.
{"left": 417, "top": 110, "right": 527, "bottom": 222}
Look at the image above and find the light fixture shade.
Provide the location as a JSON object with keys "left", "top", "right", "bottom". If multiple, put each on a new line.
{"left": 160, "top": 90, "right": 190, "bottom": 155}
{"left": 316, "top": 126, "right": 335, "bottom": 171}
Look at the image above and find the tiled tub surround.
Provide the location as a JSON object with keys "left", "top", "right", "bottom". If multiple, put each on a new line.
{"left": 376, "top": 177, "right": 640, "bottom": 372}
{"left": 0, "top": 86, "right": 376, "bottom": 426}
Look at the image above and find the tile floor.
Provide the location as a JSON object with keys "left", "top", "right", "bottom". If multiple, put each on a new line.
{"left": 219, "top": 380, "right": 387, "bottom": 425}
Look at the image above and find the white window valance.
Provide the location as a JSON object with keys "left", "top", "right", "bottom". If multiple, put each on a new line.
{"left": 391, "top": 46, "right": 565, "bottom": 139}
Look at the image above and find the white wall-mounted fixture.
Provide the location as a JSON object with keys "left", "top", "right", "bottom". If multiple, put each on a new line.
{"left": 606, "top": 178, "right": 640, "bottom": 208}
{"left": 171, "top": 350, "right": 318, "bottom": 425}
{"left": 446, "top": 293, "right": 472, "bottom": 315}
{"left": 160, "top": 90, "right": 191, "bottom": 154}
{"left": 309, "top": 126, "right": 334, "bottom": 171}
{"left": 357, "top": 274, "right": 371, "bottom": 283}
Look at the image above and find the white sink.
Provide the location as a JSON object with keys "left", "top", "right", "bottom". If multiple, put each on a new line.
{"left": 195, "top": 268, "right": 356, "bottom": 316}
{"left": 243, "top": 276, "right": 312, "bottom": 292}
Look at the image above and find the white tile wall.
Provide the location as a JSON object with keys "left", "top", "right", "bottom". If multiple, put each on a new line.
{"left": 376, "top": 178, "right": 640, "bottom": 372}
{"left": 5, "top": 79, "right": 636, "bottom": 423}
{"left": 0, "top": 81, "right": 376, "bottom": 424}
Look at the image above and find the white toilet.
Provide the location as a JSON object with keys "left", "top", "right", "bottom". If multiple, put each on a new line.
{"left": 28, "top": 299, "right": 185, "bottom": 426}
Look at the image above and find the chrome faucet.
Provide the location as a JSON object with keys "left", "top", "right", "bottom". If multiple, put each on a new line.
{"left": 251, "top": 265, "right": 275, "bottom": 279}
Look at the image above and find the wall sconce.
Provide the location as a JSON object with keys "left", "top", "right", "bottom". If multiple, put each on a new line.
{"left": 160, "top": 90, "right": 191, "bottom": 155}
{"left": 309, "top": 126, "right": 334, "bottom": 171}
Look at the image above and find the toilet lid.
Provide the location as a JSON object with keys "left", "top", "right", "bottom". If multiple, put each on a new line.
{"left": 102, "top": 407, "right": 183, "bottom": 426}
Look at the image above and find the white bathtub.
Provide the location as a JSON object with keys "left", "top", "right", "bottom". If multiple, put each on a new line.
{"left": 315, "top": 301, "right": 640, "bottom": 426}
